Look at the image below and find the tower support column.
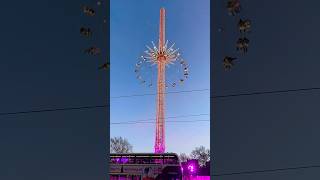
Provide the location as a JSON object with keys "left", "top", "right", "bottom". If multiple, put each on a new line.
{"left": 154, "top": 8, "right": 166, "bottom": 154}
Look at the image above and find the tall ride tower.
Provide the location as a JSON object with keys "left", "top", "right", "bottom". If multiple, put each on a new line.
{"left": 154, "top": 8, "right": 166, "bottom": 153}
{"left": 136, "top": 8, "right": 188, "bottom": 154}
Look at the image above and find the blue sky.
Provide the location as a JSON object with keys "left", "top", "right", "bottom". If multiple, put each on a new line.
{"left": 110, "top": 0, "right": 210, "bottom": 155}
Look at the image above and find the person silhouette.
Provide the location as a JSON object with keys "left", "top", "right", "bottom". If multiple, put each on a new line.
{"left": 143, "top": 167, "right": 155, "bottom": 180}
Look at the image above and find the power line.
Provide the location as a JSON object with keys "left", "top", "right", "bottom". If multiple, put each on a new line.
{"left": 213, "top": 87, "right": 320, "bottom": 99}
{"left": 1, "top": 86, "right": 320, "bottom": 117}
{"left": 0, "top": 105, "right": 107, "bottom": 116}
{"left": 112, "top": 87, "right": 320, "bottom": 99}
{"left": 112, "top": 113, "right": 209, "bottom": 124}
{"left": 111, "top": 88, "right": 210, "bottom": 99}
{"left": 0, "top": 88, "right": 209, "bottom": 117}
{"left": 214, "top": 164, "right": 320, "bottom": 177}
{"left": 111, "top": 119, "right": 210, "bottom": 125}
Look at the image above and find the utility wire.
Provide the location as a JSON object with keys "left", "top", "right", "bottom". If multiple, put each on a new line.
{"left": 111, "top": 119, "right": 210, "bottom": 125}
{"left": 113, "top": 87, "right": 320, "bottom": 99}
{"left": 0, "top": 88, "right": 208, "bottom": 117}
{"left": 111, "top": 88, "right": 209, "bottom": 99}
{"left": 1, "top": 86, "right": 320, "bottom": 117}
{"left": 213, "top": 164, "right": 320, "bottom": 177}
{"left": 112, "top": 113, "right": 209, "bottom": 124}
{"left": 213, "top": 87, "right": 320, "bottom": 99}
{"left": 0, "top": 105, "right": 107, "bottom": 116}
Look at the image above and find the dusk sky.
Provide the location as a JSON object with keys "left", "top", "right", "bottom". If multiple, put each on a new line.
{"left": 110, "top": 0, "right": 210, "bottom": 155}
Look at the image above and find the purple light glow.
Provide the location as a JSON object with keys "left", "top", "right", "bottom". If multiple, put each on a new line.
{"left": 121, "top": 157, "right": 129, "bottom": 163}
{"left": 114, "top": 157, "right": 129, "bottom": 164}
{"left": 188, "top": 165, "right": 195, "bottom": 173}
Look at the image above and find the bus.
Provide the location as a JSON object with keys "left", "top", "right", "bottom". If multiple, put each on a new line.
{"left": 109, "top": 153, "right": 182, "bottom": 180}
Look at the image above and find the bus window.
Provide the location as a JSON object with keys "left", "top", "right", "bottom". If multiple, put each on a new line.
{"left": 128, "top": 156, "right": 135, "bottom": 164}
{"left": 110, "top": 158, "right": 119, "bottom": 164}
{"left": 135, "top": 158, "right": 142, "bottom": 164}
{"left": 110, "top": 175, "right": 141, "bottom": 180}
{"left": 142, "top": 158, "right": 150, "bottom": 164}
{"left": 151, "top": 157, "right": 163, "bottom": 164}
{"left": 164, "top": 157, "right": 178, "bottom": 164}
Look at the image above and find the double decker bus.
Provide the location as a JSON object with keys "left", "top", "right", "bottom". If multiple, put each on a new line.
{"left": 109, "top": 153, "right": 182, "bottom": 180}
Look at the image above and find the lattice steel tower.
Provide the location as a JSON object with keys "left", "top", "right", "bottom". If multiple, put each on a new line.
{"left": 155, "top": 8, "right": 166, "bottom": 153}
{"left": 137, "top": 8, "right": 188, "bottom": 153}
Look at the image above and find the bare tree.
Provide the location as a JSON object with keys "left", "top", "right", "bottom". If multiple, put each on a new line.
{"left": 190, "top": 146, "right": 210, "bottom": 167}
{"left": 179, "top": 153, "right": 189, "bottom": 162}
{"left": 110, "top": 137, "right": 133, "bottom": 153}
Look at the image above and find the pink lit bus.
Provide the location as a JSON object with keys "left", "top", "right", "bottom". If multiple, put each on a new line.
{"left": 109, "top": 153, "right": 182, "bottom": 180}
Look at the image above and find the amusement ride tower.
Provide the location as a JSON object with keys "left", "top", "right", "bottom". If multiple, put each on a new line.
{"left": 135, "top": 8, "right": 189, "bottom": 153}
{"left": 155, "top": 8, "right": 166, "bottom": 153}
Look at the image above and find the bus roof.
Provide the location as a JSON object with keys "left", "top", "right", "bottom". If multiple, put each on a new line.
{"left": 110, "top": 153, "right": 179, "bottom": 157}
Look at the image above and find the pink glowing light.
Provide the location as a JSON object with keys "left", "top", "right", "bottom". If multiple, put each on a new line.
{"left": 188, "top": 165, "right": 195, "bottom": 173}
